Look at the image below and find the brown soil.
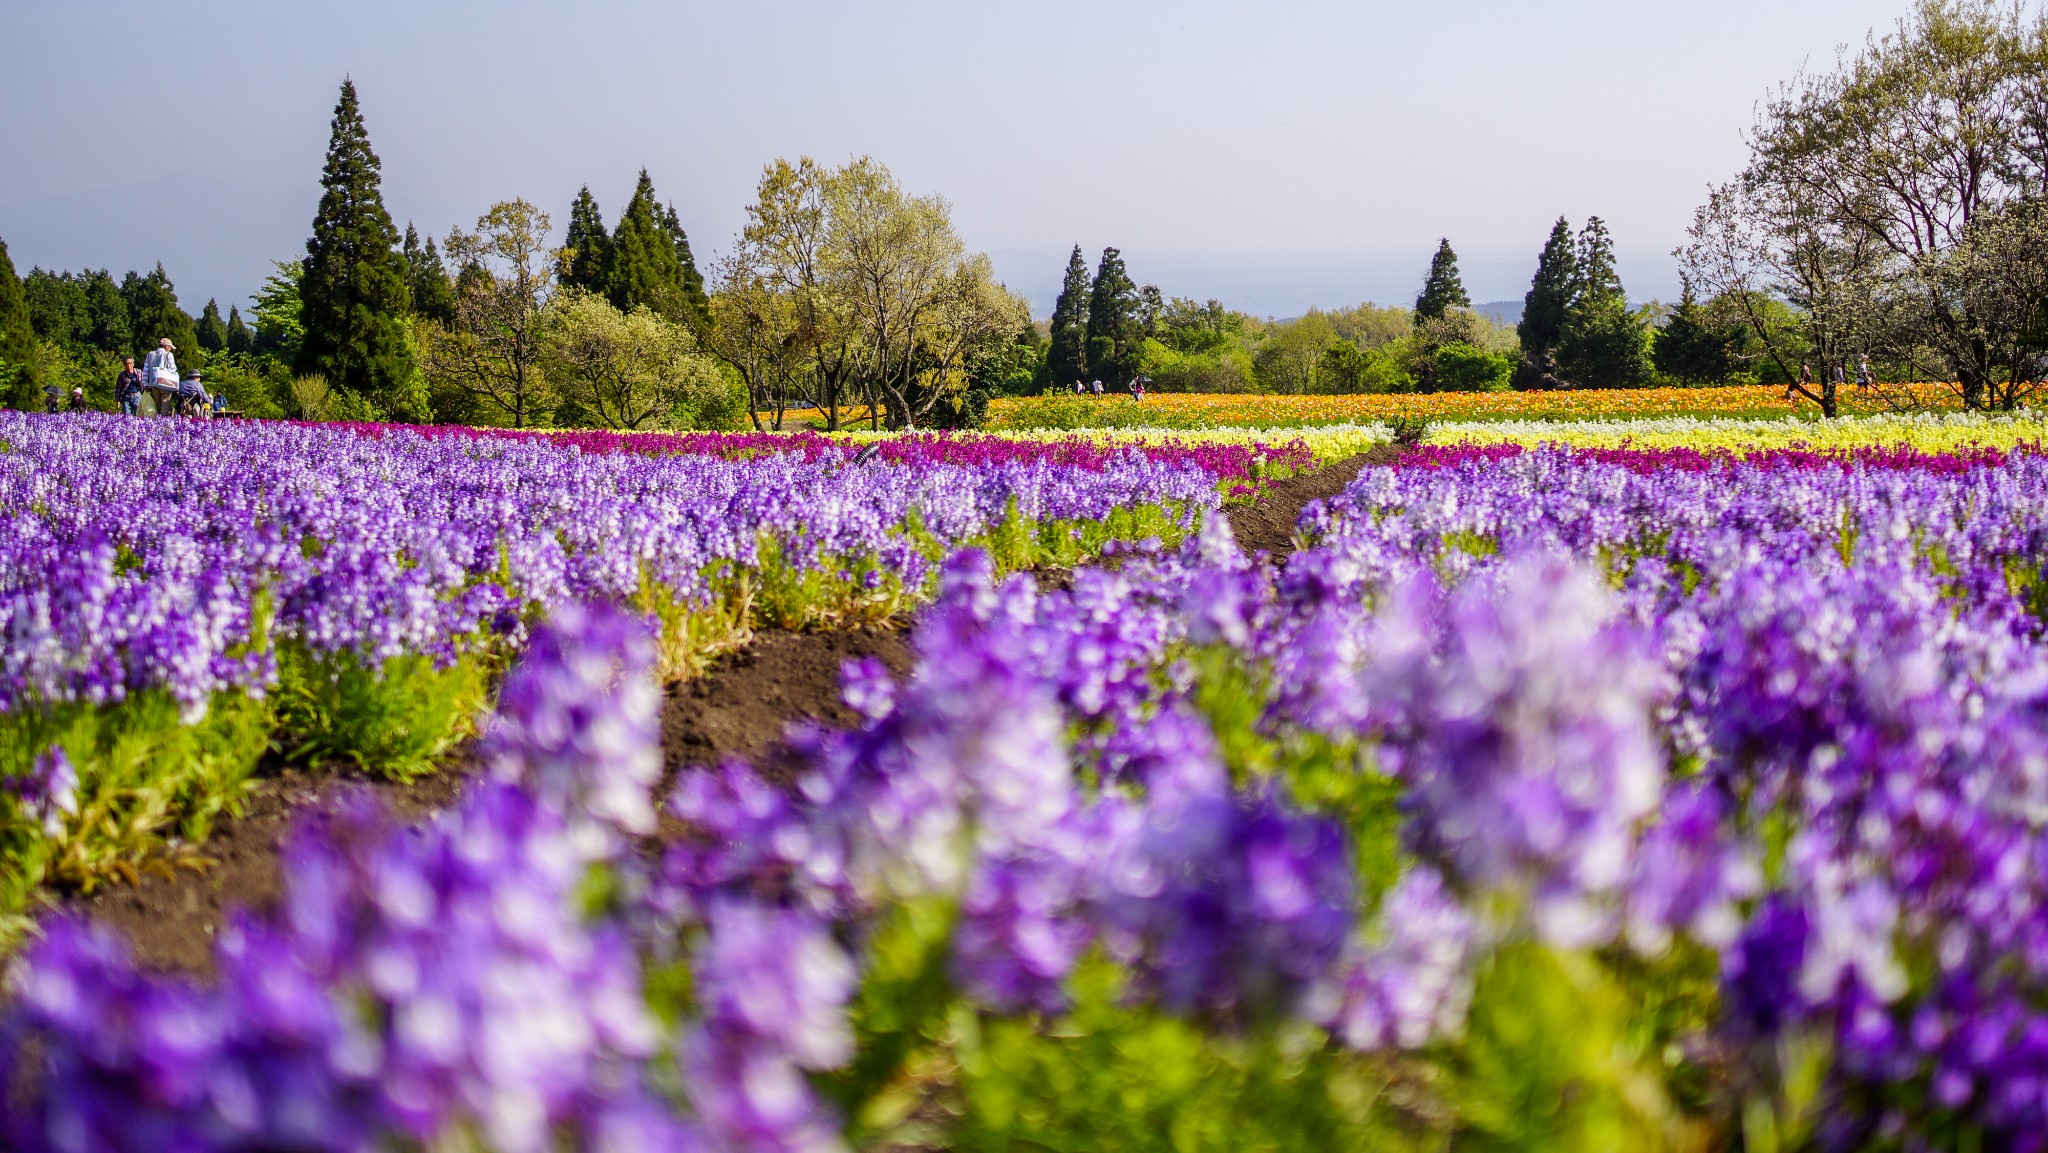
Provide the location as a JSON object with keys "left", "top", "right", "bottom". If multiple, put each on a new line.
{"left": 51, "top": 452, "right": 1376, "bottom": 976}
{"left": 1225, "top": 444, "right": 1396, "bottom": 560}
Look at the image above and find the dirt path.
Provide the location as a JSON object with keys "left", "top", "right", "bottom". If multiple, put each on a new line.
{"left": 56, "top": 452, "right": 1382, "bottom": 974}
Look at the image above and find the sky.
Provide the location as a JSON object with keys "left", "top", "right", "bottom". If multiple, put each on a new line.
{"left": 0, "top": 0, "right": 1921, "bottom": 319}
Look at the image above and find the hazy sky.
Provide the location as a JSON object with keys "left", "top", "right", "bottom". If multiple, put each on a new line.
{"left": 1, "top": 0, "right": 1918, "bottom": 317}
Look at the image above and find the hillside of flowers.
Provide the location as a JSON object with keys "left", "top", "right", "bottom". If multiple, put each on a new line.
{"left": 7, "top": 424, "right": 2048, "bottom": 1148}
{"left": 0, "top": 412, "right": 1224, "bottom": 932}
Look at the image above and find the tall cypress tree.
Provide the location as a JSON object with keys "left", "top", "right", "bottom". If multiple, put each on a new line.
{"left": 0, "top": 238, "right": 39, "bottom": 409}
{"left": 1574, "top": 216, "right": 1624, "bottom": 309}
{"left": 606, "top": 170, "right": 689, "bottom": 320}
{"left": 1412, "top": 238, "right": 1471, "bottom": 323}
{"left": 1518, "top": 217, "right": 1578, "bottom": 357}
{"left": 296, "top": 78, "right": 416, "bottom": 403}
{"left": 402, "top": 223, "right": 456, "bottom": 325}
{"left": 226, "top": 305, "right": 255, "bottom": 355}
{"left": 662, "top": 203, "right": 712, "bottom": 329}
{"left": 1041, "top": 245, "right": 1090, "bottom": 392}
{"left": 196, "top": 299, "right": 230, "bottom": 352}
{"left": 1085, "top": 246, "right": 1139, "bottom": 386}
{"left": 122, "top": 265, "right": 197, "bottom": 363}
{"left": 557, "top": 186, "right": 610, "bottom": 295}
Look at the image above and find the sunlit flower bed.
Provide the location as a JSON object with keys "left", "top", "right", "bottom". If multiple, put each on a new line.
{"left": 0, "top": 412, "right": 1213, "bottom": 931}
{"left": 9, "top": 443, "right": 2048, "bottom": 1148}
{"left": 989, "top": 382, "right": 1968, "bottom": 429}
{"left": 1434, "top": 408, "right": 2048, "bottom": 456}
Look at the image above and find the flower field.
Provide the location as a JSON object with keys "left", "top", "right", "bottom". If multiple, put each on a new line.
{"left": 7, "top": 409, "right": 2048, "bottom": 1149}
{"left": 989, "top": 382, "right": 1968, "bottom": 429}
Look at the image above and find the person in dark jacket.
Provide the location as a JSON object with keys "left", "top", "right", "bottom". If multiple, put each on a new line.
{"left": 115, "top": 358, "right": 145, "bottom": 415}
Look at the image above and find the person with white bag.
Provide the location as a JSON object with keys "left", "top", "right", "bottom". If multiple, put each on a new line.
{"left": 140, "top": 338, "right": 178, "bottom": 416}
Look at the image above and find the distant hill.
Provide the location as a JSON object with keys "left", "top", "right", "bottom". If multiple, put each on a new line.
{"left": 1476, "top": 300, "right": 1523, "bottom": 326}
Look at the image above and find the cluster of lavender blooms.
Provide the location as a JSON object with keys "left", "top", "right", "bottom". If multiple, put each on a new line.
{"left": 10, "top": 440, "right": 2048, "bottom": 1146}
{"left": 0, "top": 411, "right": 1220, "bottom": 723}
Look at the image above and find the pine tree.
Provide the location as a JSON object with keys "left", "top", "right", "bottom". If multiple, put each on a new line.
{"left": 557, "top": 186, "right": 610, "bottom": 295}
{"left": 403, "top": 223, "right": 457, "bottom": 325}
{"left": 196, "top": 299, "right": 230, "bottom": 352}
{"left": 1552, "top": 215, "right": 1649, "bottom": 389}
{"left": 226, "top": 306, "right": 255, "bottom": 355}
{"left": 606, "top": 170, "right": 691, "bottom": 321}
{"left": 1041, "top": 245, "right": 1091, "bottom": 392}
{"left": 1085, "top": 246, "right": 1140, "bottom": 387}
{"left": 0, "top": 238, "right": 39, "bottom": 409}
{"left": 662, "top": 203, "right": 712, "bottom": 329}
{"left": 122, "top": 265, "right": 197, "bottom": 364}
{"left": 1652, "top": 286, "right": 1734, "bottom": 384}
{"left": 1518, "top": 218, "right": 1578, "bottom": 357}
{"left": 296, "top": 78, "right": 417, "bottom": 404}
{"left": 1413, "top": 238, "right": 1471, "bottom": 323}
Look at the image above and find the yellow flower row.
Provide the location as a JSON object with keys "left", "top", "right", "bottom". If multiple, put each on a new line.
{"left": 985, "top": 384, "right": 1969, "bottom": 429}
{"left": 1434, "top": 411, "right": 2048, "bottom": 455}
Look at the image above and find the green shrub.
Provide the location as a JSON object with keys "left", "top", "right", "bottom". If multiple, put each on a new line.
{"left": 274, "top": 643, "right": 490, "bottom": 780}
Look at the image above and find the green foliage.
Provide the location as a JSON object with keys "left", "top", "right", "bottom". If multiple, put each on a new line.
{"left": 1652, "top": 289, "right": 1737, "bottom": 385}
{"left": 1085, "top": 246, "right": 1141, "bottom": 387}
{"left": 1448, "top": 943, "right": 1694, "bottom": 1152}
{"left": 1140, "top": 336, "right": 1259, "bottom": 393}
{"left": 1556, "top": 300, "right": 1653, "bottom": 390}
{"left": 23, "top": 266, "right": 88, "bottom": 350}
{"left": 1041, "top": 245, "right": 1091, "bottom": 392}
{"left": 557, "top": 185, "right": 610, "bottom": 296}
{"left": 0, "top": 688, "right": 274, "bottom": 938}
{"left": 1155, "top": 296, "right": 1248, "bottom": 356}
{"left": 1318, "top": 340, "right": 1414, "bottom": 394}
{"left": 120, "top": 265, "right": 197, "bottom": 366}
{"left": 606, "top": 170, "right": 705, "bottom": 326}
{"left": 224, "top": 305, "right": 254, "bottom": 356}
{"left": 274, "top": 643, "right": 490, "bottom": 781}
{"left": 403, "top": 223, "right": 457, "bottom": 326}
{"left": 195, "top": 298, "right": 229, "bottom": 353}
{"left": 1430, "top": 342, "right": 1514, "bottom": 392}
{"left": 1414, "top": 238, "right": 1472, "bottom": 323}
{"left": 1518, "top": 217, "right": 1578, "bottom": 358}
{"left": 1574, "top": 216, "right": 1624, "bottom": 311}
{"left": 251, "top": 260, "right": 305, "bottom": 363}
{"left": 1388, "top": 414, "right": 1432, "bottom": 447}
{"left": 296, "top": 78, "right": 418, "bottom": 408}
{"left": 0, "top": 238, "right": 39, "bottom": 408}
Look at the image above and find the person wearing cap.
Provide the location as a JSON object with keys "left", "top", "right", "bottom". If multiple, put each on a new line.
{"left": 69, "top": 387, "right": 87, "bottom": 413}
{"left": 115, "top": 358, "right": 145, "bottom": 416}
{"left": 176, "top": 370, "right": 210, "bottom": 417}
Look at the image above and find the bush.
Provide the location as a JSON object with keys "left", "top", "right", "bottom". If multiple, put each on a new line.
{"left": 1430, "top": 342, "right": 1514, "bottom": 392}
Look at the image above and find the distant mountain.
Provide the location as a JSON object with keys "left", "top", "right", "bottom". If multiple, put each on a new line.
{"left": 1476, "top": 300, "right": 1523, "bottom": 326}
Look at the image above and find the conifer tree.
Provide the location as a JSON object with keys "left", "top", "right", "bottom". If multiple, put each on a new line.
{"left": 1413, "top": 238, "right": 1471, "bottom": 323}
{"left": 0, "top": 238, "right": 39, "bottom": 408}
{"left": 403, "top": 223, "right": 457, "bottom": 325}
{"left": 196, "top": 299, "right": 230, "bottom": 352}
{"left": 226, "top": 306, "right": 254, "bottom": 355}
{"left": 1085, "top": 246, "right": 1139, "bottom": 386}
{"left": 121, "top": 265, "right": 197, "bottom": 363}
{"left": 1574, "top": 216, "right": 1624, "bottom": 309}
{"left": 606, "top": 170, "right": 690, "bottom": 321}
{"left": 1652, "top": 286, "right": 1735, "bottom": 384}
{"left": 296, "top": 78, "right": 416, "bottom": 403}
{"left": 662, "top": 203, "right": 712, "bottom": 329}
{"left": 81, "top": 270, "right": 132, "bottom": 355}
{"left": 1041, "top": 245, "right": 1090, "bottom": 392}
{"left": 557, "top": 186, "right": 610, "bottom": 295}
{"left": 1517, "top": 217, "right": 1579, "bottom": 357}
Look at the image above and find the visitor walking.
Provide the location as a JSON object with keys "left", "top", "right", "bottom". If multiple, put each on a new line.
{"left": 1072, "top": 379, "right": 1084, "bottom": 396}
{"left": 141, "top": 338, "right": 177, "bottom": 415}
{"left": 1090, "top": 379, "right": 1103, "bottom": 397}
{"left": 69, "top": 388, "right": 87, "bottom": 413}
{"left": 1789, "top": 361, "right": 1812, "bottom": 401}
{"left": 1832, "top": 363, "right": 1846, "bottom": 392}
{"left": 1130, "top": 376, "right": 1147, "bottom": 402}
{"left": 1856, "top": 355, "right": 1874, "bottom": 390}
{"left": 116, "top": 358, "right": 144, "bottom": 416}
{"left": 42, "top": 382, "right": 61, "bottom": 414}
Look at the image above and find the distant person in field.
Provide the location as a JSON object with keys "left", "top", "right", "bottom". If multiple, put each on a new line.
{"left": 1856, "top": 355, "right": 1874, "bottom": 390}
{"left": 116, "top": 358, "right": 144, "bottom": 415}
{"left": 1832, "top": 363, "right": 1846, "bottom": 391}
{"left": 1091, "top": 378, "right": 1104, "bottom": 397}
{"left": 1789, "top": 361, "right": 1813, "bottom": 401}
{"left": 1130, "top": 376, "right": 1146, "bottom": 401}
{"left": 69, "top": 388, "right": 87, "bottom": 413}
{"left": 176, "top": 371, "right": 209, "bottom": 417}
{"left": 42, "top": 382, "right": 61, "bottom": 414}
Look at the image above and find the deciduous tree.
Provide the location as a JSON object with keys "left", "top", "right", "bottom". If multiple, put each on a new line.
{"left": 422, "top": 200, "right": 558, "bottom": 427}
{"left": 543, "top": 291, "right": 734, "bottom": 429}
